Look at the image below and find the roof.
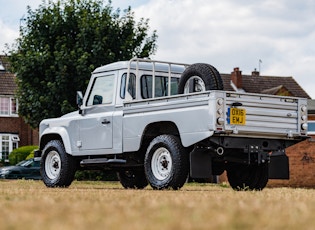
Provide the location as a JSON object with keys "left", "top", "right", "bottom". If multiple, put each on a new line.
{"left": 0, "top": 55, "right": 16, "bottom": 95}
{"left": 0, "top": 73, "right": 17, "bottom": 95}
{"left": 221, "top": 73, "right": 311, "bottom": 99}
{"left": 260, "top": 85, "right": 293, "bottom": 96}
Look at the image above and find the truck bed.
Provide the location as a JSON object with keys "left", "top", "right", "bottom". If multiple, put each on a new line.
{"left": 123, "top": 90, "right": 307, "bottom": 140}
{"left": 223, "top": 91, "right": 307, "bottom": 139}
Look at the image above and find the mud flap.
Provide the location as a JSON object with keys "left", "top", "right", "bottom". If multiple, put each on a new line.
{"left": 269, "top": 151, "right": 289, "bottom": 179}
{"left": 190, "top": 148, "right": 212, "bottom": 178}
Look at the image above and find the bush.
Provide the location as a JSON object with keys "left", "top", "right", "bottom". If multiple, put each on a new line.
{"left": 9, "top": 146, "right": 38, "bottom": 165}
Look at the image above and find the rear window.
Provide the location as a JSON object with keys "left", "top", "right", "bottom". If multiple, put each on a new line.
{"left": 141, "top": 75, "right": 179, "bottom": 99}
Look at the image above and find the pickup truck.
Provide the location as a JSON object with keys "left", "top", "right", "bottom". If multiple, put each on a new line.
{"left": 35, "top": 58, "right": 308, "bottom": 190}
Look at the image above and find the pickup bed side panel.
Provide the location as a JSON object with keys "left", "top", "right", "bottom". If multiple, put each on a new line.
{"left": 123, "top": 95, "right": 215, "bottom": 152}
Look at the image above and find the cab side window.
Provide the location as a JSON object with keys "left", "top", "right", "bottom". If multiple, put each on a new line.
{"left": 120, "top": 73, "right": 136, "bottom": 99}
{"left": 87, "top": 75, "right": 115, "bottom": 106}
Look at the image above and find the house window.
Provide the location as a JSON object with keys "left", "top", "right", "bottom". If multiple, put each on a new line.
{"left": 0, "top": 96, "right": 18, "bottom": 116}
{"left": 0, "top": 97, "right": 9, "bottom": 115}
{"left": 308, "top": 121, "right": 315, "bottom": 135}
{"left": 1, "top": 136, "right": 10, "bottom": 162}
{"left": 11, "top": 98, "right": 18, "bottom": 115}
{"left": 0, "top": 134, "right": 19, "bottom": 162}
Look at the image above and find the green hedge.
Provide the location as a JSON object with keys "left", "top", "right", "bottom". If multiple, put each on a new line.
{"left": 9, "top": 145, "right": 38, "bottom": 165}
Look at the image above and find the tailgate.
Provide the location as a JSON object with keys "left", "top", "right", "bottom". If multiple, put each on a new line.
{"left": 219, "top": 92, "right": 308, "bottom": 138}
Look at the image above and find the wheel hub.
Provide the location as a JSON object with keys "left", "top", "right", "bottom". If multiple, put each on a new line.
{"left": 184, "top": 76, "right": 206, "bottom": 93}
{"left": 45, "top": 150, "right": 61, "bottom": 180}
{"left": 161, "top": 158, "right": 169, "bottom": 169}
{"left": 151, "top": 147, "right": 172, "bottom": 181}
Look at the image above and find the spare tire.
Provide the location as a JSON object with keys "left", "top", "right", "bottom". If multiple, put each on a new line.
{"left": 178, "top": 63, "right": 223, "bottom": 94}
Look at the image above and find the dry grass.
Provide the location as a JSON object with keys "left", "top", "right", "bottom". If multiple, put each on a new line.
{"left": 1, "top": 180, "right": 315, "bottom": 230}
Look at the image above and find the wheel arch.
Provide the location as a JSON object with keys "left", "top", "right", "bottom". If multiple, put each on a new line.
{"left": 140, "top": 121, "right": 181, "bottom": 149}
{"left": 39, "top": 128, "right": 72, "bottom": 155}
{"left": 139, "top": 120, "right": 213, "bottom": 150}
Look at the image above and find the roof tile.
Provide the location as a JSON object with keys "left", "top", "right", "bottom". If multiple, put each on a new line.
{"left": 221, "top": 73, "right": 310, "bottom": 99}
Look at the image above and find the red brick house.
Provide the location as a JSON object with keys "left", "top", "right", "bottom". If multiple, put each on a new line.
{"left": 0, "top": 55, "right": 38, "bottom": 162}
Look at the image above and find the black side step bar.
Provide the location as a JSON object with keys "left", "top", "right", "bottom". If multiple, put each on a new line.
{"left": 80, "top": 158, "right": 126, "bottom": 167}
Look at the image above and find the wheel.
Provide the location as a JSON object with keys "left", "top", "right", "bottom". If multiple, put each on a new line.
{"left": 254, "top": 163, "right": 269, "bottom": 190}
{"left": 117, "top": 169, "right": 148, "bottom": 189}
{"left": 178, "top": 63, "right": 223, "bottom": 94}
{"left": 41, "top": 140, "right": 76, "bottom": 187}
{"left": 227, "top": 162, "right": 269, "bottom": 191}
{"left": 144, "top": 135, "right": 189, "bottom": 190}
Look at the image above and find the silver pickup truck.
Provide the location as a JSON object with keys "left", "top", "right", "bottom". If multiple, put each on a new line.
{"left": 36, "top": 58, "right": 308, "bottom": 190}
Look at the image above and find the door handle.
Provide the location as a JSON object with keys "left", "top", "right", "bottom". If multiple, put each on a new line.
{"left": 101, "top": 119, "right": 111, "bottom": 124}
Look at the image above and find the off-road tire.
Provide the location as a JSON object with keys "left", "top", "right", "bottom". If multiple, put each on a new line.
{"left": 227, "top": 162, "right": 269, "bottom": 191}
{"left": 118, "top": 169, "right": 148, "bottom": 189}
{"left": 144, "top": 135, "right": 189, "bottom": 190}
{"left": 41, "top": 140, "right": 76, "bottom": 187}
{"left": 178, "top": 63, "right": 223, "bottom": 94}
{"left": 207, "top": 64, "right": 224, "bottom": 90}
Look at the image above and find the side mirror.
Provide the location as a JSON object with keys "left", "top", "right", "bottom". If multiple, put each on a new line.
{"left": 76, "top": 91, "right": 83, "bottom": 107}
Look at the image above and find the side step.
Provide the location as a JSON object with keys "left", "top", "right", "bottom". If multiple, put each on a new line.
{"left": 80, "top": 158, "right": 126, "bottom": 167}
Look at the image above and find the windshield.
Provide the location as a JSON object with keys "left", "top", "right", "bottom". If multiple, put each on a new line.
{"left": 16, "top": 159, "right": 33, "bottom": 167}
{"left": 86, "top": 74, "right": 115, "bottom": 106}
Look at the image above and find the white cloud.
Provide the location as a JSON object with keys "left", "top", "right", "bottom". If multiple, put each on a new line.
{"left": 0, "top": 20, "right": 19, "bottom": 53}
{"left": 0, "top": 0, "right": 45, "bottom": 53}
{"left": 134, "top": 0, "right": 315, "bottom": 98}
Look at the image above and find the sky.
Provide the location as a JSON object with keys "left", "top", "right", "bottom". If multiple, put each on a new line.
{"left": 0, "top": 0, "right": 314, "bottom": 99}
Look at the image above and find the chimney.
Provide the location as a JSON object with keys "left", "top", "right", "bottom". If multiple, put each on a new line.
{"left": 252, "top": 68, "right": 260, "bottom": 77}
{"left": 231, "top": 67, "right": 242, "bottom": 88}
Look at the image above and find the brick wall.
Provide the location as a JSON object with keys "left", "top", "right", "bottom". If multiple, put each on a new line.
{"left": 268, "top": 137, "right": 315, "bottom": 188}
{"left": 0, "top": 116, "right": 38, "bottom": 146}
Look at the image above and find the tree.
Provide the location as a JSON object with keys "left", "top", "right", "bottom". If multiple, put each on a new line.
{"left": 8, "top": 0, "right": 157, "bottom": 128}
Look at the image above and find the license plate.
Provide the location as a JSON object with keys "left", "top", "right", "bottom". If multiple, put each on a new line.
{"left": 228, "top": 108, "right": 246, "bottom": 125}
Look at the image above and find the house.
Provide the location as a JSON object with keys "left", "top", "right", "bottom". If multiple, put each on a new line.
{"left": 219, "top": 67, "right": 315, "bottom": 188}
{"left": 221, "top": 67, "right": 310, "bottom": 98}
{"left": 0, "top": 55, "right": 38, "bottom": 162}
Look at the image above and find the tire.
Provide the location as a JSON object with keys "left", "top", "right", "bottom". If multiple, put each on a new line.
{"left": 207, "top": 64, "right": 224, "bottom": 90}
{"left": 227, "top": 162, "right": 269, "bottom": 191}
{"left": 144, "top": 135, "right": 189, "bottom": 190}
{"left": 117, "top": 169, "right": 148, "bottom": 189}
{"left": 178, "top": 63, "right": 223, "bottom": 94}
{"left": 41, "top": 140, "right": 76, "bottom": 187}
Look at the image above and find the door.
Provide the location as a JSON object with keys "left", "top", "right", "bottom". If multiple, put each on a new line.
{"left": 79, "top": 108, "right": 114, "bottom": 150}
{"left": 79, "top": 74, "right": 116, "bottom": 150}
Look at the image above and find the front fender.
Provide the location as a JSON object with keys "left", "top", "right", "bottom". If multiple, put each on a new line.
{"left": 40, "top": 126, "right": 72, "bottom": 155}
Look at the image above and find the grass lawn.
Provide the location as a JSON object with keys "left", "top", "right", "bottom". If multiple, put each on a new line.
{"left": 1, "top": 180, "right": 315, "bottom": 229}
